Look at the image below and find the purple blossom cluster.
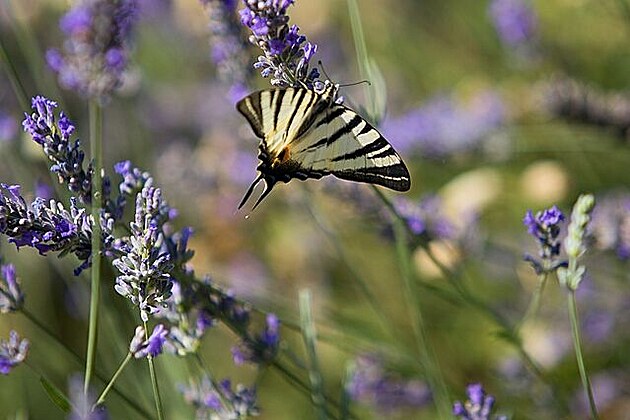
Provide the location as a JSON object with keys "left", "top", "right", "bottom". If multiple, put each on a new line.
{"left": 0, "top": 112, "right": 18, "bottom": 143}
{"left": 22, "top": 96, "right": 93, "bottom": 204}
{"left": 381, "top": 91, "right": 505, "bottom": 158}
{"left": 200, "top": 0, "right": 251, "bottom": 102}
{"left": 46, "top": 0, "right": 139, "bottom": 100}
{"left": 393, "top": 195, "right": 454, "bottom": 243}
{"left": 0, "top": 183, "right": 108, "bottom": 275}
{"left": 179, "top": 375, "right": 259, "bottom": 418}
{"left": 452, "top": 383, "right": 507, "bottom": 420}
{"left": 0, "top": 330, "right": 28, "bottom": 375}
{"left": 489, "top": 0, "right": 537, "bottom": 47}
{"left": 346, "top": 354, "right": 431, "bottom": 413}
{"left": 0, "top": 263, "right": 24, "bottom": 313}
{"left": 231, "top": 313, "right": 279, "bottom": 365}
{"left": 129, "top": 324, "right": 168, "bottom": 358}
{"left": 113, "top": 184, "right": 175, "bottom": 322}
{"left": 240, "top": 0, "right": 319, "bottom": 87}
{"left": 523, "top": 205, "right": 566, "bottom": 274}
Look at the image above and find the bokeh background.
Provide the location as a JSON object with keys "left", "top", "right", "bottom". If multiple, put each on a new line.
{"left": 1, "top": 0, "right": 630, "bottom": 418}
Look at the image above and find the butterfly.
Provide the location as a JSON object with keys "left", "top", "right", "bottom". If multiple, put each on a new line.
{"left": 236, "top": 81, "right": 411, "bottom": 209}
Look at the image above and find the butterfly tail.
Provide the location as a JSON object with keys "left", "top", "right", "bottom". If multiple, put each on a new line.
{"left": 250, "top": 179, "right": 276, "bottom": 210}
{"left": 238, "top": 174, "right": 264, "bottom": 210}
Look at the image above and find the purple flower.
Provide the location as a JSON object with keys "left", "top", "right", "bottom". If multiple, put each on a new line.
{"left": 68, "top": 374, "right": 108, "bottom": 420}
{"left": 0, "top": 112, "right": 17, "bottom": 143}
{"left": 489, "top": 0, "right": 537, "bottom": 47}
{"left": 523, "top": 205, "right": 566, "bottom": 274}
{"left": 22, "top": 96, "right": 92, "bottom": 204}
{"left": 129, "top": 324, "right": 168, "bottom": 358}
{"left": 231, "top": 312, "right": 280, "bottom": 365}
{"left": 381, "top": 91, "right": 505, "bottom": 158}
{"left": 180, "top": 375, "right": 259, "bottom": 418}
{"left": 47, "top": 0, "right": 139, "bottom": 100}
{"left": 0, "top": 330, "right": 28, "bottom": 375}
{"left": 0, "top": 263, "right": 24, "bottom": 313}
{"left": 200, "top": 0, "right": 251, "bottom": 100}
{"left": 452, "top": 383, "right": 507, "bottom": 420}
{"left": 240, "top": 0, "right": 319, "bottom": 87}
{"left": 393, "top": 195, "right": 454, "bottom": 243}
{"left": 346, "top": 354, "right": 431, "bottom": 413}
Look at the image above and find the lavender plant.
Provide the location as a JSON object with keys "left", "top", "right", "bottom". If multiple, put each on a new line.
{"left": 452, "top": 383, "right": 507, "bottom": 420}
{"left": 0, "top": 330, "right": 29, "bottom": 375}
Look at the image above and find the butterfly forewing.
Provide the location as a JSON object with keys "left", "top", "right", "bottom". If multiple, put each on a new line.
{"left": 236, "top": 85, "right": 411, "bottom": 209}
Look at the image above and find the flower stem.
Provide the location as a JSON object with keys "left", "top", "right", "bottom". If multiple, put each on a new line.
{"left": 145, "top": 321, "right": 164, "bottom": 420}
{"left": 517, "top": 273, "right": 548, "bottom": 332}
{"left": 299, "top": 289, "right": 327, "bottom": 420}
{"left": 372, "top": 186, "right": 450, "bottom": 417}
{"left": 94, "top": 352, "right": 132, "bottom": 407}
{"left": 0, "top": 32, "right": 29, "bottom": 110}
{"left": 85, "top": 100, "right": 103, "bottom": 395}
{"left": 567, "top": 290, "right": 599, "bottom": 419}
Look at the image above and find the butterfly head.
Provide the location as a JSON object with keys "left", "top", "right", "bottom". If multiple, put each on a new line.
{"left": 315, "top": 80, "right": 340, "bottom": 105}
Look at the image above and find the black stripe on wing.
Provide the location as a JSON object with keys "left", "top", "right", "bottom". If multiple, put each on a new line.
{"left": 334, "top": 164, "right": 411, "bottom": 191}
{"left": 237, "top": 92, "right": 265, "bottom": 139}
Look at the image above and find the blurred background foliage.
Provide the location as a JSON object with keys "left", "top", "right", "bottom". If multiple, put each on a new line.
{"left": 1, "top": 0, "right": 630, "bottom": 418}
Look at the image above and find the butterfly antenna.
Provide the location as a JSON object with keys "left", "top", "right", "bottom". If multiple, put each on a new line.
{"left": 251, "top": 180, "right": 276, "bottom": 210}
{"left": 318, "top": 60, "right": 332, "bottom": 81}
{"left": 238, "top": 174, "right": 264, "bottom": 210}
{"left": 339, "top": 80, "right": 371, "bottom": 88}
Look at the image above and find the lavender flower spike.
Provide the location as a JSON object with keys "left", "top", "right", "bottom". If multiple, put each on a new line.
{"left": 22, "top": 96, "right": 92, "bottom": 204}
{"left": 523, "top": 205, "right": 566, "bottom": 274}
{"left": 0, "top": 264, "right": 24, "bottom": 313}
{"left": 0, "top": 330, "right": 29, "bottom": 375}
{"left": 113, "top": 183, "right": 174, "bottom": 321}
{"left": 489, "top": 0, "right": 537, "bottom": 47}
{"left": 231, "top": 313, "right": 280, "bottom": 365}
{"left": 240, "top": 0, "right": 320, "bottom": 87}
{"left": 452, "top": 383, "right": 507, "bottom": 420}
{"left": 46, "top": 0, "right": 139, "bottom": 101}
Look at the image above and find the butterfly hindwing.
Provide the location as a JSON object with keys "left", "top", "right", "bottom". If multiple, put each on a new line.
{"left": 236, "top": 85, "right": 411, "bottom": 209}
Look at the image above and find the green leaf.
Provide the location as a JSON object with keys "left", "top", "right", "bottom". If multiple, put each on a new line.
{"left": 40, "top": 376, "right": 72, "bottom": 413}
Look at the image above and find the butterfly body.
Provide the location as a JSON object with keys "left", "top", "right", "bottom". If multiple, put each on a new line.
{"left": 237, "top": 81, "right": 410, "bottom": 209}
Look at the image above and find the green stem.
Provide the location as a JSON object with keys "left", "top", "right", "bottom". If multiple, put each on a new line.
{"left": 145, "top": 322, "right": 164, "bottom": 420}
{"left": 517, "top": 273, "right": 548, "bottom": 332}
{"left": 567, "top": 291, "right": 599, "bottom": 419}
{"left": 84, "top": 100, "right": 103, "bottom": 395}
{"left": 390, "top": 206, "right": 451, "bottom": 418}
{"left": 94, "top": 353, "right": 133, "bottom": 407}
{"left": 0, "top": 31, "right": 29, "bottom": 110}
{"left": 299, "top": 289, "right": 327, "bottom": 420}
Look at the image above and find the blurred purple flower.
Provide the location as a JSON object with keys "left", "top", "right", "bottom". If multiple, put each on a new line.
{"left": 231, "top": 313, "right": 280, "bottom": 365}
{"left": 346, "top": 354, "right": 431, "bottom": 413}
{"left": 0, "top": 330, "right": 28, "bottom": 375}
{"left": 381, "top": 91, "right": 505, "bottom": 158}
{"left": 0, "top": 112, "right": 17, "bottom": 143}
{"left": 589, "top": 193, "right": 630, "bottom": 260}
{"left": 453, "top": 383, "right": 507, "bottom": 420}
{"left": 200, "top": 0, "right": 251, "bottom": 101}
{"left": 523, "top": 205, "right": 566, "bottom": 274}
{"left": 179, "top": 375, "right": 259, "bottom": 418}
{"left": 240, "top": 0, "right": 319, "bottom": 87}
{"left": 489, "top": 0, "right": 537, "bottom": 47}
{"left": 68, "top": 373, "right": 108, "bottom": 419}
{"left": 0, "top": 263, "right": 24, "bottom": 313}
{"left": 393, "top": 195, "right": 454, "bottom": 242}
{"left": 47, "top": 0, "right": 139, "bottom": 101}
{"left": 34, "top": 180, "right": 54, "bottom": 201}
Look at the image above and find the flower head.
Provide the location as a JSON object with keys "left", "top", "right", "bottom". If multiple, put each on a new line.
{"left": 179, "top": 375, "right": 259, "bottom": 418}
{"left": 346, "top": 354, "right": 431, "bottom": 413}
{"left": 22, "top": 96, "right": 92, "bottom": 204}
{"left": 0, "top": 330, "right": 28, "bottom": 375}
{"left": 47, "top": 0, "right": 139, "bottom": 101}
{"left": 240, "top": 0, "right": 319, "bottom": 87}
{"left": 0, "top": 263, "right": 24, "bottom": 313}
{"left": 129, "top": 324, "right": 168, "bottom": 358}
{"left": 231, "top": 312, "right": 280, "bottom": 365}
{"left": 489, "top": 0, "right": 537, "bottom": 47}
{"left": 393, "top": 195, "right": 454, "bottom": 242}
{"left": 523, "top": 205, "right": 566, "bottom": 274}
{"left": 452, "top": 383, "right": 507, "bottom": 420}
